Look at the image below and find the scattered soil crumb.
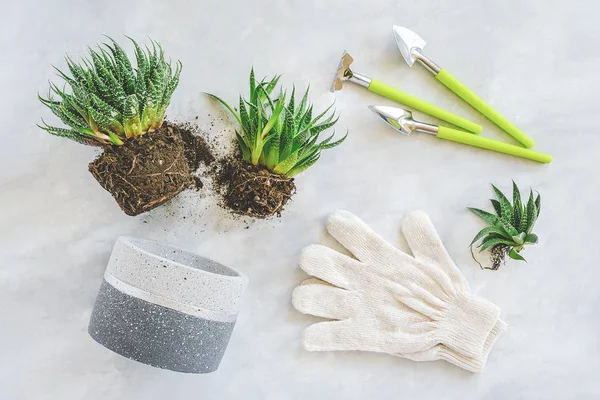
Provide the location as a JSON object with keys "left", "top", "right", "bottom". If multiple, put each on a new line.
{"left": 176, "top": 122, "right": 215, "bottom": 171}
{"left": 193, "top": 176, "right": 203, "bottom": 190}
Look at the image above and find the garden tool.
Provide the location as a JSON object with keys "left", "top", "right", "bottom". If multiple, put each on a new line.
{"left": 392, "top": 26, "right": 535, "bottom": 148}
{"left": 331, "top": 51, "right": 482, "bottom": 134}
{"left": 368, "top": 106, "right": 552, "bottom": 163}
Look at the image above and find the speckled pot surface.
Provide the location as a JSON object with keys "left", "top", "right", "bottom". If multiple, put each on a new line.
{"left": 89, "top": 236, "right": 248, "bottom": 374}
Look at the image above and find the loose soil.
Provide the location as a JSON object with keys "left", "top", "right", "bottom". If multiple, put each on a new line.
{"left": 216, "top": 159, "right": 296, "bottom": 218}
{"left": 177, "top": 122, "right": 215, "bottom": 174}
{"left": 89, "top": 123, "right": 193, "bottom": 216}
{"left": 175, "top": 121, "right": 215, "bottom": 192}
{"left": 180, "top": 123, "right": 296, "bottom": 218}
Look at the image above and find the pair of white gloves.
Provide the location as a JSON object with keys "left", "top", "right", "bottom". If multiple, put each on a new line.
{"left": 292, "top": 211, "right": 506, "bottom": 373}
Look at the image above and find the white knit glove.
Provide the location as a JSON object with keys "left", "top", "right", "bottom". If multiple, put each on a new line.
{"left": 292, "top": 211, "right": 504, "bottom": 362}
{"left": 400, "top": 318, "right": 506, "bottom": 372}
{"left": 296, "top": 278, "right": 506, "bottom": 373}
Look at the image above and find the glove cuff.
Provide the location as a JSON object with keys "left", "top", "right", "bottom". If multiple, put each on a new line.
{"left": 438, "top": 292, "right": 501, "bottom": 358}
{"left": 437, "top": 318, "right": 507, "bottom": 372}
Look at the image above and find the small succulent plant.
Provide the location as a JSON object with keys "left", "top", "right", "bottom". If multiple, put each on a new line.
{"left": 469, "top": 181, "right": 541, "bottom": 270}
{"left": 38, "top": 37, "right": 182, "bottom": 146}
{"left": 207, "top": 69, "right": 347, "bottom": 177}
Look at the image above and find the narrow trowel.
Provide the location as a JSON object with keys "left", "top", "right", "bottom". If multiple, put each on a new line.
{"left": 369, "top": 105, "right": 551, "bottom": 163}
{"left": 392, "top": 25, "right": 535, "bottom": 148}
{"left": 331, "top": 51, "right": 482, "bottom": 134}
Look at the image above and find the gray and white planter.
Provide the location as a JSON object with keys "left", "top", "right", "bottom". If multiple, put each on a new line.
{"left": 89, "top": 236, "right": 248, "bottom": 374}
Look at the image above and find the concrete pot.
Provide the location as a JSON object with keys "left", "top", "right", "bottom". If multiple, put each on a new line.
{"left": 89, "top": 236, "right": 248, "bottom": 374}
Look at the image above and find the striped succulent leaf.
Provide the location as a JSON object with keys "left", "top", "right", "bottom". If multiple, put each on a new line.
{"left": 206, "top": 68, "right": 347, "bottom": 178}
{"left": 38, "top": 37, "right": 182, "bottom": 146}
{"left": 469, "top": 181, "right": 541, "bottom": 265}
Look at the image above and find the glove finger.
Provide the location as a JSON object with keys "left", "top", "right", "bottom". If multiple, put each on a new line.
{"left": 326, "top": 210, "right": 411, "bottom": 264}
{"left": 402, "top": 211, "right": 468, "bottom": 290}
{"left": 300, "top": 277, "right": 333, "bottom": 287}
{"left": 292, "top": 283, "right": 355, "bottom": 320}
{"left": 398, "top": 295, "right": 443, "bottom": 320}
{"left": 304, "top": 319, "right": 438, "bottom": 354}
{"left": 299, "top": 244, "right": 364, "bottom": 290}
{"left": 400, "top": 281, "right": 449, "bottom": 311}
{"left": 302, "top": 320, "right": 361, "bottom": 352}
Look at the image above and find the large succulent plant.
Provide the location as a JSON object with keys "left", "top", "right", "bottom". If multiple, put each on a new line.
{"left": 38, "top": 37, "right": 182, "bottom": 146}
{"left": 207, "top": 69, "right": 347, "bottom": 177}
{"left": 469, "top": 181, "right": 541, "bottom": 270}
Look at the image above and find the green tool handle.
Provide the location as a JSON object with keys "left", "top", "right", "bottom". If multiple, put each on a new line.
{"left": 368, "top": 79, "right": 482, "bottom": 134}
{"left": 435, "top": 69, "right": 535, "bottom": 148}
{"left": 436, "top": 126, "right": 551, "bottom": 163}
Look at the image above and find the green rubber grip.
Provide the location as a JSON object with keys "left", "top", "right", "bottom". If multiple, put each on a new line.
{"left": 436, "top": 126, "right": 551, "bottom": 163}
{"left": 368, "top": 79, "right": 482, "bottom": 134}
{"left": 435, "top": 69, "right": 535, "bottom": 148}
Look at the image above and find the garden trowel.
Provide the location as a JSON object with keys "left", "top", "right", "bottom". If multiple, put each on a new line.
{"left": 369, "top": 105, "right": 551, "bottom": 163}
{"left": 331, "top": 51, "right": 482, "bottom": 134}
{"left": 392, "top": 25, "right": 535, "bottom": 148}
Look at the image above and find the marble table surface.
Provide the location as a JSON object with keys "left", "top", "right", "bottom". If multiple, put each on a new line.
{"left": 2, "top": 0, "right": 599, "bottom": 398}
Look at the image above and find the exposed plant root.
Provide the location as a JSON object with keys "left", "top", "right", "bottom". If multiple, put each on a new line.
{"left": 216, "top": 159, "right": 296, "bottom": 218}
{"left": 470, "top": 244, "right": 508, "bottom": 270}
{"left": 88, "top": 123, "right": 192, "bottom": 216}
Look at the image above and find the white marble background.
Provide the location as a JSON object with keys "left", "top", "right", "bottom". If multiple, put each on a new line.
{"left": 1, "top": 0, "right": 599, "bottom": 399}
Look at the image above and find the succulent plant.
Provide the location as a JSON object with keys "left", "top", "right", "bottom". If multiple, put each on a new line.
{"left": 207, "top": 69, "right": 347, "bottom": 177}
{"left": 468, "top": 181, "right": 541, "bottom": 270}
{"left": 38, "top": 37, "right": 182, "bottom": 146}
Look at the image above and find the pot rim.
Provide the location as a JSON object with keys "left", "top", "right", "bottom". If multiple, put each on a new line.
{"left": 117, "top": 236, "right": 248, "bottom": 285}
